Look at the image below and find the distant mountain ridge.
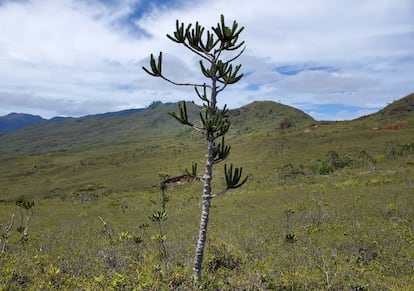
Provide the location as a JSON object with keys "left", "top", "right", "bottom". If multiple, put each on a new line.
{"left": 0, "top": 100, "right": 309, "bottom": 135}
{"left": 0, "top": 108, "right": 145, "bottom": 134}
{"left": 1, "top": 93, "right": 413, "bottom": 155}
{"left": 0, "top": 113, "right": 46, "bottom": 134}
{"left": 0, "top": 100, "right": 317, "bottom": 155}
{"left": 83, "top": 108, "right": 144, "bottom": 119}
{"left": 2, "top": 93, "right": 413, "bottom": 135}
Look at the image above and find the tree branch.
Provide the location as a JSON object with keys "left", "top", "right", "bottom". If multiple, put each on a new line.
{"left": 159, "top": 74, "right": 211, "bottom": 88}
{"left": 211, "top": 188, "right": 229, "bottom": 198}
{"left": 216, "top": 83, "right": 229, "bottom": 94}
{"left": 190, "top": 124, "right": 207, "bottom": 135}
{"left": 181, "top": 41, "right": 214, "bottom": 63}
{"left": 223, "top": 46, "right": 246, "bottom": 65}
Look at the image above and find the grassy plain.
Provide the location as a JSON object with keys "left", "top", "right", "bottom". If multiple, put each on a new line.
{"left": 0, "top": 97, "right": 413, "bottom": 289}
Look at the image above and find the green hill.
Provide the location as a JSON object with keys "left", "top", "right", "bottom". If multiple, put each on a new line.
{"left": 356, "top": 93, "right": 414, "bottom": 125}
{"left": 0, "top": 100, "right": 315, "bottom": 156}
{"left": 374, "top": 93, "right": 414, "bottom": 121}
{"left": 0, "top": 101, "right": 190, "bottom": 155}
{"left": 230, "top": 100, "right": 315, "bottom": 133}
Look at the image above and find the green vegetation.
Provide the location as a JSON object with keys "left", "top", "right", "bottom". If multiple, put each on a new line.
{"left": 0, "top": 93, "right": 413, "bottom": 287}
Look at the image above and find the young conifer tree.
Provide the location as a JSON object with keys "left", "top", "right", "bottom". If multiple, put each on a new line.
{"left": 143, "top": 15, "right": 247, "bottom": 282}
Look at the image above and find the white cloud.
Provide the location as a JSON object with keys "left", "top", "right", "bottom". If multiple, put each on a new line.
{"left": 0, "top": 0, "right": 413, "bottom": 119}
{"left": 278, "top": 70, "right": 379, "bottom": 94}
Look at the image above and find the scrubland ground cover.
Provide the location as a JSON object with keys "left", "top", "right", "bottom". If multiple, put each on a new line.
{"left": 0, "top": 114, "right": 413, "bottom": 289}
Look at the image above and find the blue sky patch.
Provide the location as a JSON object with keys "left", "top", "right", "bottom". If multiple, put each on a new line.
{"left": 246, "top": 83, "right": 260, "bottom": 91}
{"left": 300, "top": 103, "right": 382, "bottom": 121}
{"left": 275, "top": 65, "right": 337, "bottom": 76}
{"left": 275, "top": 65, "right": 302, "bottom": 76}
{"left": 102, "top": 0, "right": 180, "bottom": 37}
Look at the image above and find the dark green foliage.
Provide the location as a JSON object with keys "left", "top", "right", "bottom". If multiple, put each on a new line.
{"left": 224, "top": 164, "right": 248, "bottom": 189}
{"left": 142, "top": 53, "right": 163, "bottom": 77}
{"left": 143, "top": 15, "right": 245, "bottom": 89}
{"left": 279, "top": 163, "right": 305, "bottom": 179}
{"left": 15, "top": 197, "right": 34, "bottom": 210}
{"left": 185, "top": 161, "right": 198, "bottom": 178}
{"left": 168, "top": 101, "right": 193, "bottom": 126}
{"left": 311, "top": 151, "right": 353, "bottom": 175}
{"left": 150, "top": 204, "right": 168, "bottom": 259}
{"left": 387, "top": 141, "right": 414, "bottom": 157}
{"left": 149, "top": 210, "right": 168, "bottom": 223}
{"left": 213, "top": 137, "right": 231, "bottom": 163}
{"left": 199, "top": 105, "right": 231, "bottom": 137}
{"left": 206, "top": 242, "right": 243, "bottom": 273}
{"left": 16, "top": 197, "right": 34, "bottom": 242}
{"left": 284, "top": 233, "right": 298, "bottom": 244}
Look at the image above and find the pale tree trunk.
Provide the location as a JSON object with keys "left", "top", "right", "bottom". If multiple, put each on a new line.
{"left": 193, "top": 65, "right": 218, "bottom": 282}
{"left": 193, "top": 137, "right": 215, "bottom": 281}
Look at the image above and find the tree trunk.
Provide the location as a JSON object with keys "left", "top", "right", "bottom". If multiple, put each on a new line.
{"left": 193, "top": 138, "right": 214, "bottom": 282}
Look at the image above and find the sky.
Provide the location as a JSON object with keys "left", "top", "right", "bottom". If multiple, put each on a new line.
{"left": 0, "top": 0, "right": 413, "bottom": 120}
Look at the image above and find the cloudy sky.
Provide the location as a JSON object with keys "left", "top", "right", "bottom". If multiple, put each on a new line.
{"left": 0, "top": 0, "right": 413, "bottom": 120}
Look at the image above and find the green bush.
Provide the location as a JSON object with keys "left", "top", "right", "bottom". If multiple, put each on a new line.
{"left": 207, "top": 242, "right": 243, "bottom": 273}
